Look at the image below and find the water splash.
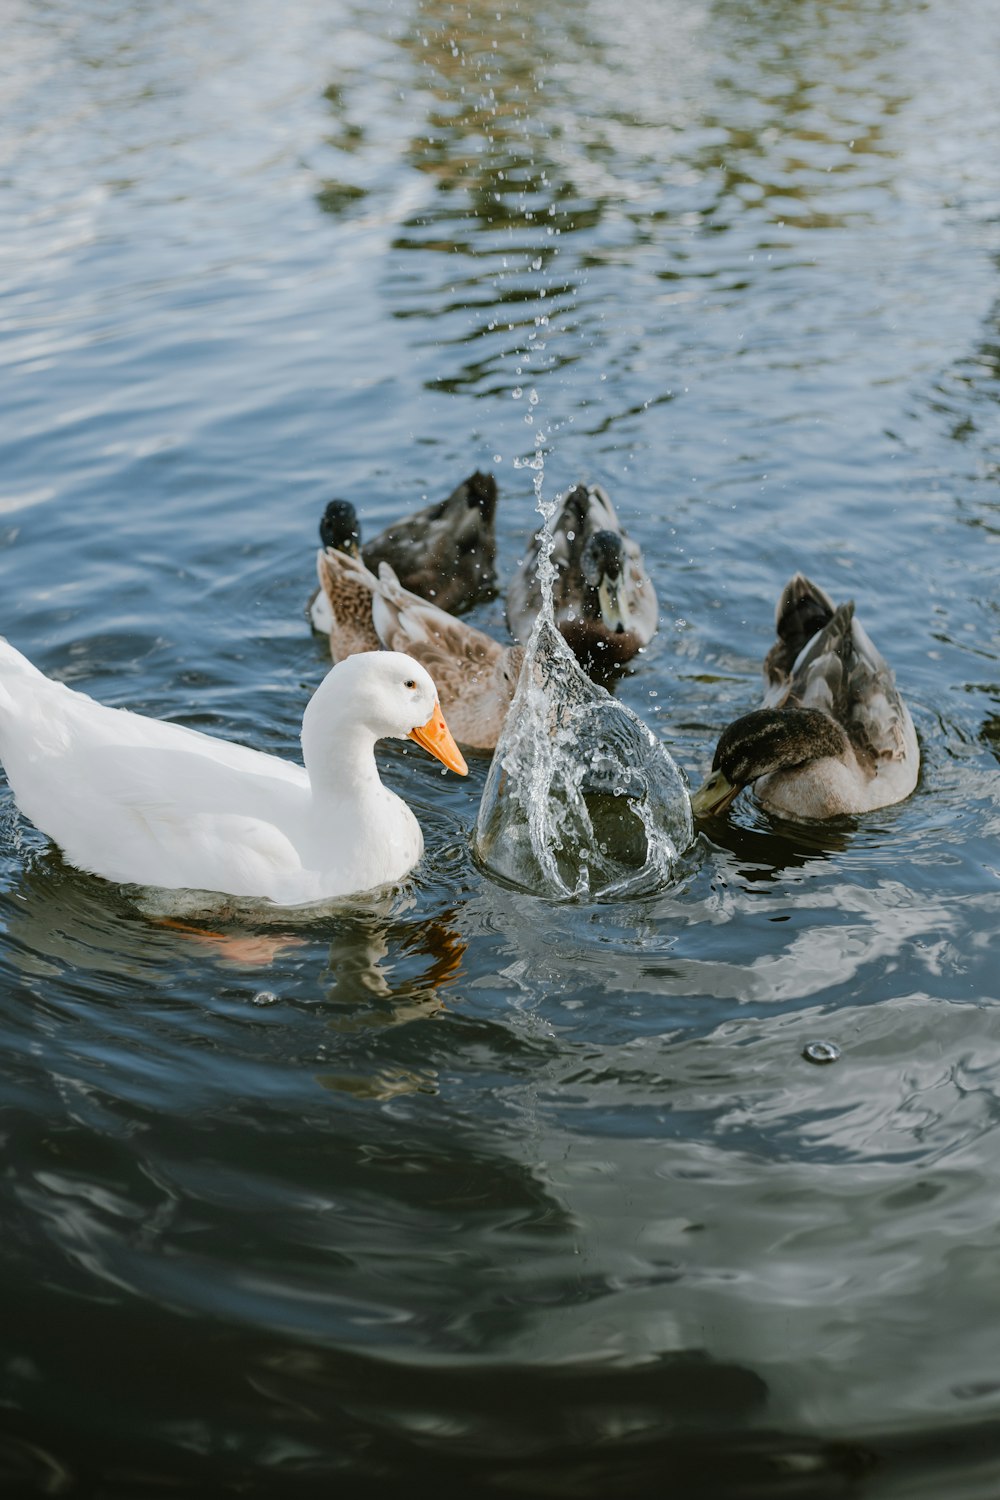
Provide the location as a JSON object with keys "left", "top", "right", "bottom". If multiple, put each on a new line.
{"left": 475, "top": 612, "right": 692, "bottom": 900}
{"left": 484, "top": 285, "right": 689, "bottom": 899}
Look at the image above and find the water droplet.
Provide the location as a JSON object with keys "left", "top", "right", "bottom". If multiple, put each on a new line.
{"left": 512, "top": 387, "right": 522, "bottom": 399}
{"left": 802, "top": 1040, "right": 840, "bottom": 1065}
{"left": 252, "top": 991, "right": 278, "bottom": 1007}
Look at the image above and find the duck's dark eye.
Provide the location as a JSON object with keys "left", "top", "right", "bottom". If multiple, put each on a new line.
{"left": 404, "top": 678, "right": 417, "bottom": 690}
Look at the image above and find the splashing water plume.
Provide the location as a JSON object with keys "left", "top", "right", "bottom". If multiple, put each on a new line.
{"left": 476, "top": 454, "right": 692, "bottom": 899}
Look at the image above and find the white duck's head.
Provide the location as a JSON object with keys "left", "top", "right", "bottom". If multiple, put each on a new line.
{"left": 302, "top": 651, "right": 468, "bottom": 780}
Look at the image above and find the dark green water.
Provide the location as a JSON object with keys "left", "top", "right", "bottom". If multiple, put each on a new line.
{"left": 2, "top": 0, "right": 999, "bottom": 1495}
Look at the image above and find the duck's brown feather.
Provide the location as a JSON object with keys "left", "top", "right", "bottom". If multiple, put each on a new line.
{"left": 363, "top": 470, "right": 497, "bottom": 614}
{"left": 341, "top": 555, "right": 522, "bottom": 752}
{"left": 315, "top": 548, "right": 380, "bottom": 661}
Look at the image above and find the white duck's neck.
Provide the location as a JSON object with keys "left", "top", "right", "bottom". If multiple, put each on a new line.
{"left": 299, "top": 679, "right": 398, "bottom": 815}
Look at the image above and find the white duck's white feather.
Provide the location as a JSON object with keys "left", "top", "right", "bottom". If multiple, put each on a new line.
{"left": 0, "top": 640, "right": 448, "bottom": 906}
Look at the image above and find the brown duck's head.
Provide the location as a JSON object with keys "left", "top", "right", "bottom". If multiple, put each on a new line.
{"left": 500, "top": 646, "right": 526, "bottom": 690}
{"left": 319, "top": 498, "right": 362, "bottom": 557}
{"left": 691, "top": 707, "right": 849, "bottom": 817}
{"left": 581, "top": 530, "right": 630, "bottom": 634}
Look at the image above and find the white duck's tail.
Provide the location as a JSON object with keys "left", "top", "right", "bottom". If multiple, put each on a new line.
{"left": 0, "top": 639, "right": 58, "bottom": 749}
{"left": 0, "top": 637, "right": 47, "bottom": 677}
{"left": 0, "top": 637, "right": 48, "bottom": 707}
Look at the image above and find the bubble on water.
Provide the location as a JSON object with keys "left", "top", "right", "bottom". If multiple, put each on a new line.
{"left": 802, "top": 1040, "right": 841, "bottom": 1065}
{"left": 252, "top": 990, "right": 278, "bottom": 1007}
{"left": 512, "top": 386, "right": 522, "bottom": 399}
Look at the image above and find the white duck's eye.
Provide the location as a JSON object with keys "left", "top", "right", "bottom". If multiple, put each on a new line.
{"left": 404, "top": 678, "right": 417, "bottom": 690}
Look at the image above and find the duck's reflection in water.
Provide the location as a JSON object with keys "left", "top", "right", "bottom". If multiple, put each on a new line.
{"left": 1, "top": 852, "right": 465, "bottom": 1032}
{"left": 318, "top": 913, "right": 464, "bottom": 1021}
{"left": 695, "top": 800, "right": 855, "bottom": 885}
{"left": 151, "top": 899, "right": 468, "bottom": 1098}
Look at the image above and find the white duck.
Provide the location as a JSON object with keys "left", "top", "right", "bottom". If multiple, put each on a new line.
{"left": 0, "top": 640, "right": 467, "bottom": 906}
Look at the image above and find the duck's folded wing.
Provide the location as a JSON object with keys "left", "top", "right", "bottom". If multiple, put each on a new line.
{"left": 22, "top": 735, "right": 303, "bottom": 893}
{"left": 365, "top": 472, "right": 497, "bottom": 601}
{"left": 380, "top": 611, "right": 500, "bottom": 683}
{"left": 843, "top": 616, "right": 912, "bottom": 762}
{"left": 104, "top": 804, "right": 302, "bottom": 895}
{"left": 763, "top": 574, "right": 836, "bottom": 707}
{"left": 622, "top": 532, "right": 658, "bottom": 632}
{"left": 793, "top": 604, "right": 911, "bottom": 765}
{"left": 369, "top": 566, "right": 501, "bottom": 677}
{"left": 583, "top": 483, "right": 622, "bottom": 533}
{"left": 367, "top": 561, "right": 437, "bottom": 647}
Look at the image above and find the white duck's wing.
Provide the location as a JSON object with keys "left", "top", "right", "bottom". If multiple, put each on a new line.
{"left": 66, "top": 767, "right": 304, "bottom": 896}
{"left": 0, "top": 651, "right": 308, "bottom": 895}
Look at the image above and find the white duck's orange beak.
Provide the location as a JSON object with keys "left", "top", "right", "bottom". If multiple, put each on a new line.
{"left": 409, "top": 700, "right": 468, "bottom": 776}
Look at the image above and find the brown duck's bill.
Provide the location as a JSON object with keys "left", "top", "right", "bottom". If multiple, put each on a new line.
{"left": 690, "top": 769, "right": 740, "bottom": 818}
{"left": 598, "top": 575, "right": 631, "bottom": 635}
{"left": 409, "top": 700, "right": 469, "bottom": 776}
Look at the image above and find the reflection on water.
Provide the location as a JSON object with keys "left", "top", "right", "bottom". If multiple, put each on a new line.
{"left": 3, "top": 0, "right": 1000, "bottom": 1494}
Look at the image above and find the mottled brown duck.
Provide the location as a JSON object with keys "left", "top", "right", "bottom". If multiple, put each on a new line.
{"left": 506, "top": 483, "right": 657, "bottom": 671}
{"left": 691, "top": 574, "right": 919, "bottom": 820}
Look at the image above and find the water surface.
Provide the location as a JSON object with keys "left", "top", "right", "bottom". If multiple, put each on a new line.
{"left": 2, "top": 0, "right": 1000, "bottom": 1495}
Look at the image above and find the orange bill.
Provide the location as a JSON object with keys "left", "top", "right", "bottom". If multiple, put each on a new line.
{"left": 409, "top": 700, "right": 469, "bottom": 775}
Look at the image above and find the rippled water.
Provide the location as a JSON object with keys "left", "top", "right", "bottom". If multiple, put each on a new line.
{"left": 2, "top": 0, "right": 1000, "bottom": 1495}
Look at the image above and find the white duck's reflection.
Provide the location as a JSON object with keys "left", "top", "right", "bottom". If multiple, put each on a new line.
{"left": 0, "top": 851, "right": 465, "bottom": 1048}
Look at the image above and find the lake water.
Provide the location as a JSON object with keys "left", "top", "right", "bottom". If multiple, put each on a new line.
{"left": 2, "top": 0, "right": 999, "bottom": 1495}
